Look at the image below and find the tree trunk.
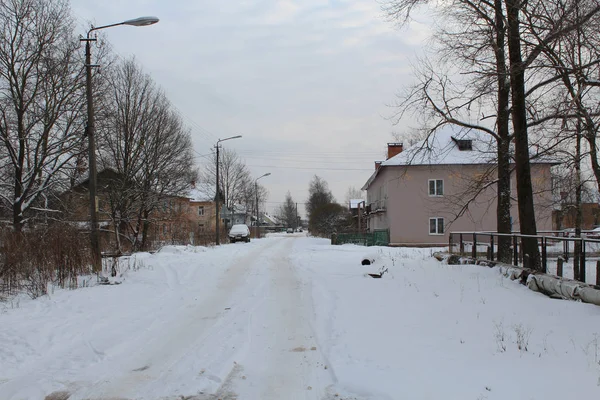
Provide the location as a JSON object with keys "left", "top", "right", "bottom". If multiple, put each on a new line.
{"left": 495, "top": 0, "right": 512, "bottom": 263}
{"left": 574, "top": 119, "right": 583, "bottom": 280}
{"left": 141, "top": 210, "right": 150, "bottom": 251}
{"left": 505, "top": 0, "right": 541, "bottom": 270}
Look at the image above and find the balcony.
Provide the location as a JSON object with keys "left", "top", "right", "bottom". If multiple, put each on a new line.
{"left": 368, "top": 199, "right": 386, "bottom": 214}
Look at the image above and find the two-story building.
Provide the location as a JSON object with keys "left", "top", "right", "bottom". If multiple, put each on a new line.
{"left": 362, "top": 132, "right": 554, "bottom": 246}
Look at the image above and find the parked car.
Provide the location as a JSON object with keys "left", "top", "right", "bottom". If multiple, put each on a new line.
{"left": 229, "top": 224, "right": 250, "bottom": 243}
{"left": 286, "top": 228, "right": 294, "bottom": 233}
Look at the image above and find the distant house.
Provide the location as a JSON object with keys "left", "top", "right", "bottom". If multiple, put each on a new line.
{"left": 188, "top": 184, "right": 219, "bottom": 242}
{"left": 361, "top": 132, "right": 555, "bottom": 246}
{"left": 61, "top": 172, "right": 222, "bottom": 249}
{"left": 222, "top": 204, "right": 249, "bottom": 228}
{"left": 260, "top": 212, "right": 279, "bottom": 227}
{"left": 552, "top": 187, "right": 600, "bottom": 230}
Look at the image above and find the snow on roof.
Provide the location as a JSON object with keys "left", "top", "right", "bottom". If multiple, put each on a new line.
{"left": 362, "top": 130, "right": 557, "bottom": 190}
{"left": 262, "top": 213, "right": 279, "bottom": 224}
{"left": 188, "top": 187, "right": 213, "bottom": 202}
{"left": 382, "top": 130, "right": 496, "bottom": 167}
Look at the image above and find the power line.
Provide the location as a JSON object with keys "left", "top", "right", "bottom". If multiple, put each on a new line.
{"left": 197, "top": 162, "right": 373, "bottom": 171}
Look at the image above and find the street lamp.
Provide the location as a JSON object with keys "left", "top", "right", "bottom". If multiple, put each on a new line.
{"left": 254, "top": 173, "right": 271, "bottom": 239}
{"left": 214, "top": 135, "right": 242, "bottom": 245}
{"left": 83, "top": 16, "right": 159, "bottom": 273}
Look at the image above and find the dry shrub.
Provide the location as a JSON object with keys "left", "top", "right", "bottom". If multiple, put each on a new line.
{"left": 0, "top": 223, "right": 92, "bottom": 299}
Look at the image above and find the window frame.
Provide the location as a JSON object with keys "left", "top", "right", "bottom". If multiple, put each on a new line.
{"left": 429, "top": 217, "right": 445, "bottom": 235}
{"left": 428, "top": 179, "right": 444, "bottom": 197}
{"left": 198, "top": 206, "right": 205, "bottom": 216}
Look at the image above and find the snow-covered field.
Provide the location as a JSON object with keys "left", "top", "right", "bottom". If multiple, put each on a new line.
{"left": 1, "top": 234, "right": 599, "bottom": 399}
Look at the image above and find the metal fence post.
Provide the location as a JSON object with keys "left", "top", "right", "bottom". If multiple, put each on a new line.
{"left": 460, "top": 233, "right": 464, "bottom": 255}
{"left": 472, "top": 233, "right": 477, "bottom": 259}
{"left": 541, "top": 237, "right": 547, "bottom": 273}
{"left": 490, "top": 234, "right": 495, "bottom": 261}
{"left": 596, "top": 260, "right": 600, "bottom": 286}
{"left": 513, "top": 235, "right": 518, "bottom": 266}
{"left": 580, "top": 240, "right": 586, "bottom": 283}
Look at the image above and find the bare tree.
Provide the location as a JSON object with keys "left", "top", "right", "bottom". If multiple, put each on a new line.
{"left": 344, "top": 186, "right": 363, "bottom": 205}
{"left": 199, "top": 147, "right": 252, "bottom": 229}
{"left": 0, "top": 0, "right": 86, "bottom": 230}
{"left": 385, "top": 0, "right": 514, "bottom": 261}
{"left": 383, "top": 0, "right": 600, "bottom": 269}
{"left": 240, "top": 180, "right": 268, "bottom": 226}
{"left": 98, "top": 57, "right": 196, "bottom": 251}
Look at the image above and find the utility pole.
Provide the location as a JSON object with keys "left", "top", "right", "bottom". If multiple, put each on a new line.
{"left": 215, "top": 143, "right": 220, "bottom": 245}
{"left": 255, "top": 180, "right": 259, "bottom": 238}
{"left": 358, "top": 201, "right": 361, "bottom": 232}
{"left": 254, "top": 172, "right": 271, "bottom": 238}
{"left": 83, "top": 34, "right": 101, "bottom": 273}
{"left": 214, "top": 135, "right": 242, "bottom": 245}
{"left": 81, "top": 16, "right": 159, "bottom": 273}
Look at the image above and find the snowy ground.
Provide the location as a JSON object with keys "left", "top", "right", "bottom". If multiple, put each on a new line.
{"left": 1, "top": 234, "right": 599, "bottom": 399}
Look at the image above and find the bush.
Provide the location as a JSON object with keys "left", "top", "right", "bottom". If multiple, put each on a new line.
{"left": 0, "top": 224, "right": 92, "bottom": 299}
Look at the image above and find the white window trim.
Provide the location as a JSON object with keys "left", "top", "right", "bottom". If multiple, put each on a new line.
{"left": 198, "top": 206, "right": 204, "bottom": 216}
{"left": 428, "top": 179, "right": 444, "bottom": 197}
{"left": 429, "top": 217, "right": 445, "bottom": 235}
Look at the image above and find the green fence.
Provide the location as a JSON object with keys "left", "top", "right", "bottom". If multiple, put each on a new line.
{"left": 333, "top": 230, "right": 389, "bottom": 246}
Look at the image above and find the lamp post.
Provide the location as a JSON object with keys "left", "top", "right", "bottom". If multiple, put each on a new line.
{"left": 214, "top": 135, "right": 242, "bottom": 245}
{"left": 254, "top": 173, "right": 271, "bottom": 238}
{"left": 82, "top": 16, "right": 159, "bottom": 273}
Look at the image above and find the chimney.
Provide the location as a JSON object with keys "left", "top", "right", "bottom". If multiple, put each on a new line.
{"left": 375, "top": 161, "right": 382, "bottom": 170}
{"left": 387, "top": 143, "right": 403, "bottom": 160}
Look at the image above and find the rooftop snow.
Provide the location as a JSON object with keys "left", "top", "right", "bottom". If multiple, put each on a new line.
{"left": 382, "top": 130, "right": 496, "bottom": 167}
{"left": 188, "top": 187, "right": 214, "bottom": 203}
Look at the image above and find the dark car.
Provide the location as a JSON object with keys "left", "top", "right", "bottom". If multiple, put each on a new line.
{"left": 229, "top": 224, "right": 251, "bottom": 243}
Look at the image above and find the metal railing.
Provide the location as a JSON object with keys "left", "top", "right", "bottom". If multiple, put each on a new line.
{"left": 449, "top": 231, "right": 600, "bottom": 286}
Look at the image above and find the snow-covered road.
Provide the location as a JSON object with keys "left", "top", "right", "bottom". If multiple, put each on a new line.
{"left": 1, "top": 234, "right": 600, "bottom": 399}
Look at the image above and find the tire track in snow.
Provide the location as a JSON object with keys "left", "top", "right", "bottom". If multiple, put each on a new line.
{"left": 67, "top": 239, "right": 282, "bottom": 400}
{"left": 229, "top": 237, "right": 335, "bottom": 399}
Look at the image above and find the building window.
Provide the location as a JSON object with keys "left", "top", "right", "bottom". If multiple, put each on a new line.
{"left": 163, "top": 223, "right": 167, "bottom": 234}
{"left": 428, "top": 179, "right": 444, "bottom": 196}
{"left": 198, "top": 223, "right": 205, "bottom": 232}
{"left": 198, "top": 206, "right": 204, "bottom": 216}
{"left": 429, "top": 218, "right": 444, "bottom": 235}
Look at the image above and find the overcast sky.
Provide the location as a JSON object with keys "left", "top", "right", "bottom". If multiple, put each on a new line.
{"left": 70, "top": 0, "right": 432, "bottom": 217}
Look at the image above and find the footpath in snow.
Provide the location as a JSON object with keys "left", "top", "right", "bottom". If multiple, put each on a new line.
{"left": 1, "top": 234, "right": 599, "bottom": 399}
